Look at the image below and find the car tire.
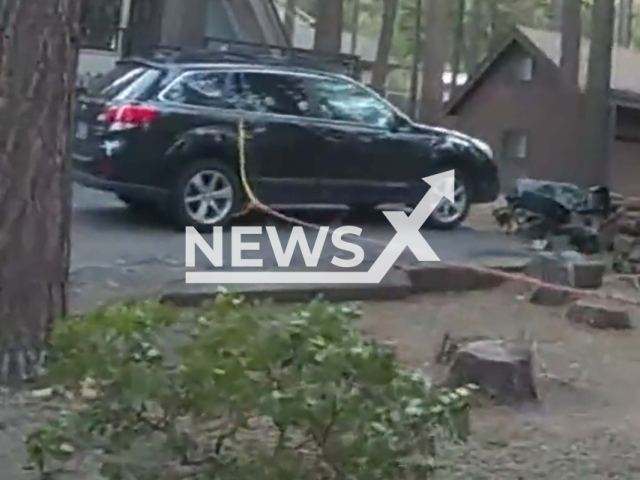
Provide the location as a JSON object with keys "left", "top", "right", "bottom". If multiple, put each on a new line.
{"left": 424, "top": 172, "right": 471, "bottom": 230}
{"left": 170, "top": 160, "right": 241, "bottom": 230}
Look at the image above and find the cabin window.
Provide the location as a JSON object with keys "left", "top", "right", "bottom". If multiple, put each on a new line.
{"left": 503, "top": 130, "right": 529, "bottom": 159}
{"left": 515, "top": 55, "right": 534, "bottom": 81}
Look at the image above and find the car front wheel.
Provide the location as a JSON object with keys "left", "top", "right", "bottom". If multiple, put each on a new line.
{"left": 171, "top": 160, "right": 240, "bottom": 229}
{"left": 425, "top": 175, "right": 470, "bottom": 230}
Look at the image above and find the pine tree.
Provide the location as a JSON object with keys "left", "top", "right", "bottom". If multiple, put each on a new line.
{"left": 0, "top": 0, "right": 81, "bottom": 383}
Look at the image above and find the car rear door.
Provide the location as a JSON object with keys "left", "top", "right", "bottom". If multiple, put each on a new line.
{"left": 146, "top": 68, "right": 243, "bottom": 188}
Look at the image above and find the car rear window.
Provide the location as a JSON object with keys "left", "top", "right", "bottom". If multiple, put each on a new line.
{"left": 86, "top": 63, "right": 160, "bottom": 100}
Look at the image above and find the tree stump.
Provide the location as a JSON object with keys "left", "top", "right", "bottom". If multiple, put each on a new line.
{"left": 566, "top": 300, "right": 633, "bottom": 330}
{"left": 447, "top": 340, "right": 538, "bottom": 404}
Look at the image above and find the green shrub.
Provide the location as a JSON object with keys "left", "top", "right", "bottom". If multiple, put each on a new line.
{"left": 27, "top": 294, "right": 470, "bottom": 479}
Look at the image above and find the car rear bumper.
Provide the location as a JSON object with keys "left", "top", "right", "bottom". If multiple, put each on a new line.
{"left": 73, "top": 170, "right": 168, "bottom": 202}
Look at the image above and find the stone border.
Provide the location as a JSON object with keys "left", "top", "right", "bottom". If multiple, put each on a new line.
{"left": 161, "top": 258, "right": 531, "bottom": 306}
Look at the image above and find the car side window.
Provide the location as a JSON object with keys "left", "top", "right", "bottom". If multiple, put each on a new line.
{"left": 306, "top": 76, "right": 396, "bottom": 128}
{"left": 233, "top": 72, "right": 310, "bottom": 117}
{"left": 162, "top": 71, "right": 231, "bottom": 109}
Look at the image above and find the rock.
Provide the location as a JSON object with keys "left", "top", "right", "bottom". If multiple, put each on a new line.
{"left": 475, "top": 256, "right": 532, "bottom": 273}
{"left": 525, "top": 252, "right": 605, "bottom": 289}
{"left": 569, "top": 260, "right": 607, "bottom": 289}
{"left": 447, "top": 340, "right": 538, "bottom": 404}
{"left": 623, "top": 211, "right": 640, "bottom": 221}
{"left": 624, "top": 197, "right": 640, "bottom": 211}
{"left": 618, "top": 216, "right": 640, "bottom": 236}
{"left": 546, "top": 235, "right": 573, "bottom": 252}
{"left": 629, "top": 245, "right": 640, "bottom": 263}
{"left": 529, "top": 286, "right": 574, "bottom": 306}
{"left": 598, "top": 217, "right": 620, "bottom": 252}
{"left": 566, "top": 300, "right": 633, "bottom": 330}
{"left": 614, "top": 234, "right": 638, "bottom": 255}
{"left": 435, "top": 333, "right": 490, "bottom": 365}
{"left": 405, "top": 264, "right": 504, "bottom": 293}
{"left": 613, "top": 256, "right": 640, "bottom": 274}
{"left": 526, "top": 252, "right": 571, "bottom": 285}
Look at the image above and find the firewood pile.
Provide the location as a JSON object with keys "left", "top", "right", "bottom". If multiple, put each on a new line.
{"left": 492, "top": 179, "right": 621, "bottom": 255}
{"left": 612, "top": 197, "right": 640, "bottom": 274}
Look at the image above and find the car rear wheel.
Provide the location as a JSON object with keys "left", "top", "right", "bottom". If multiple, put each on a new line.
{"left": 171, "top": 160, "right": 241, "bottom": 229}
{"left": 425, "top": 175, "right": 470, "bottom": 230}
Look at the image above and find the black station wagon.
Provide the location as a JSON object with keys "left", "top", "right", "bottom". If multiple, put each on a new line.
{"left": 73, "top": 53, "right": 499, "bottom": 229}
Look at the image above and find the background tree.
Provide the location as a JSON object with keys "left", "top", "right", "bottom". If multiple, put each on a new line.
{"left": 0, "top": 0, "right": 81, "bottom": 383}
{"left": 466, "top": 0, "right": 485, "bottom": 71}
{"left": 409, "top": 0, "right": 424, "bottom": 118}
{"left": 371, "top": 0, "right": 401, "bottom": 91}
{"left": 549, "top": 0, "right": 564, "bottom": 29}
{"left": 617, "top": 0, "right": 634, "bottom": 47}
{"left": 285, "top": 0, "right": 298, "bottom": 42}
{"left": 420, "top": 0, "right": 448, "bottom": 121}
{"left": 561, "top": 0, "right": 582, "bottom": 86}
{"left": 450, "top": 0, "right": 467, "bottom": 95}
{"left": 584, "top": 0, "right": 615, "bottom": 184}
{"left": 314, "top": 0, "right": 344, "bottom": 53}
{"left": 350, "top": 0, "right": 361, "bottom": 53}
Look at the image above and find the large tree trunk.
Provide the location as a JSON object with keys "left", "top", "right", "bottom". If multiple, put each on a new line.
{"left": 450, "top": 0, "right": 466, "bottom": 97}
{"left": 617, "top": 0, "right": 634, "bottom": 47}
{"left": 409, "top": 0, "right": 423, "bottom": 119}
{"left": 285, "top": 0, "right": 297, "bottom": 43}
{"left": 350, "top": 0, "right": 360, "bottom": 54}
{"left": 584, "top": 0, "right": 615, "bottom": 185}
{"left": 561, "top": 0, "right": 582, "bottom": 86}
{"left": 0, "top": 0, "right": 79, "bottom": 383}
{"left": 466, "top": 0, "right": 483, "bottom": 71}
{"left": 420, "top": 0, "right": 448, "bottom": 122}
{"left": 371, "top": 0, "right": 400, "bottom": 93}
{"left": 314, "top": 0, "right": 344, "bottom": 53}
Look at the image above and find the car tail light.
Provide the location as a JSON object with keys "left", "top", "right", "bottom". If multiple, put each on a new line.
{"left": 98, "top": 104, "right": 158, "bottom": 131}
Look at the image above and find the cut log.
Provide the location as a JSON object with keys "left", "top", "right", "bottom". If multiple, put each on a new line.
{"left": 448, "top": 340, "right": 538, "bottom": 404}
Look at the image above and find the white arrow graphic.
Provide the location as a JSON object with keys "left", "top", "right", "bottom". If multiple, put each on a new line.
{"left": 186, "top": 171, "right": 454, "bottom": 284}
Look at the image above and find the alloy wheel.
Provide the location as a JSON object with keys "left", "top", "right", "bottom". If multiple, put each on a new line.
{"left": 183, "top": 169, "right": 234, "bottom": 225}
{"left": 431, "top": 181, "right": 468, "bottom": 225}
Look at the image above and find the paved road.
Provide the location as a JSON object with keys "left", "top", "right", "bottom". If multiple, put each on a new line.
{"left": 70, "top": 185, "right": 529, "bottom": 312}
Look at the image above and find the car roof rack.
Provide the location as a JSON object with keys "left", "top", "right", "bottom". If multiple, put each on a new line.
{"left": 129, "top": 37, "right": 362, "bottom": 79}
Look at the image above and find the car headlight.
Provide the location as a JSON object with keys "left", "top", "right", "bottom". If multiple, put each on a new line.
{"left": 472, "top": 139, "right": 493, "bottom": 159}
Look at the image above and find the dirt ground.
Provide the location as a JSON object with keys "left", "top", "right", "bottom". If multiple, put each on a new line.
{"left": 4, "top": 272, "right": 640, "bottom": 479}
{"left": 361, "top": 281, "right": 640, "bottom": 480}
{"left": 465, "top": 202, "right": 503, "bottom": 234}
